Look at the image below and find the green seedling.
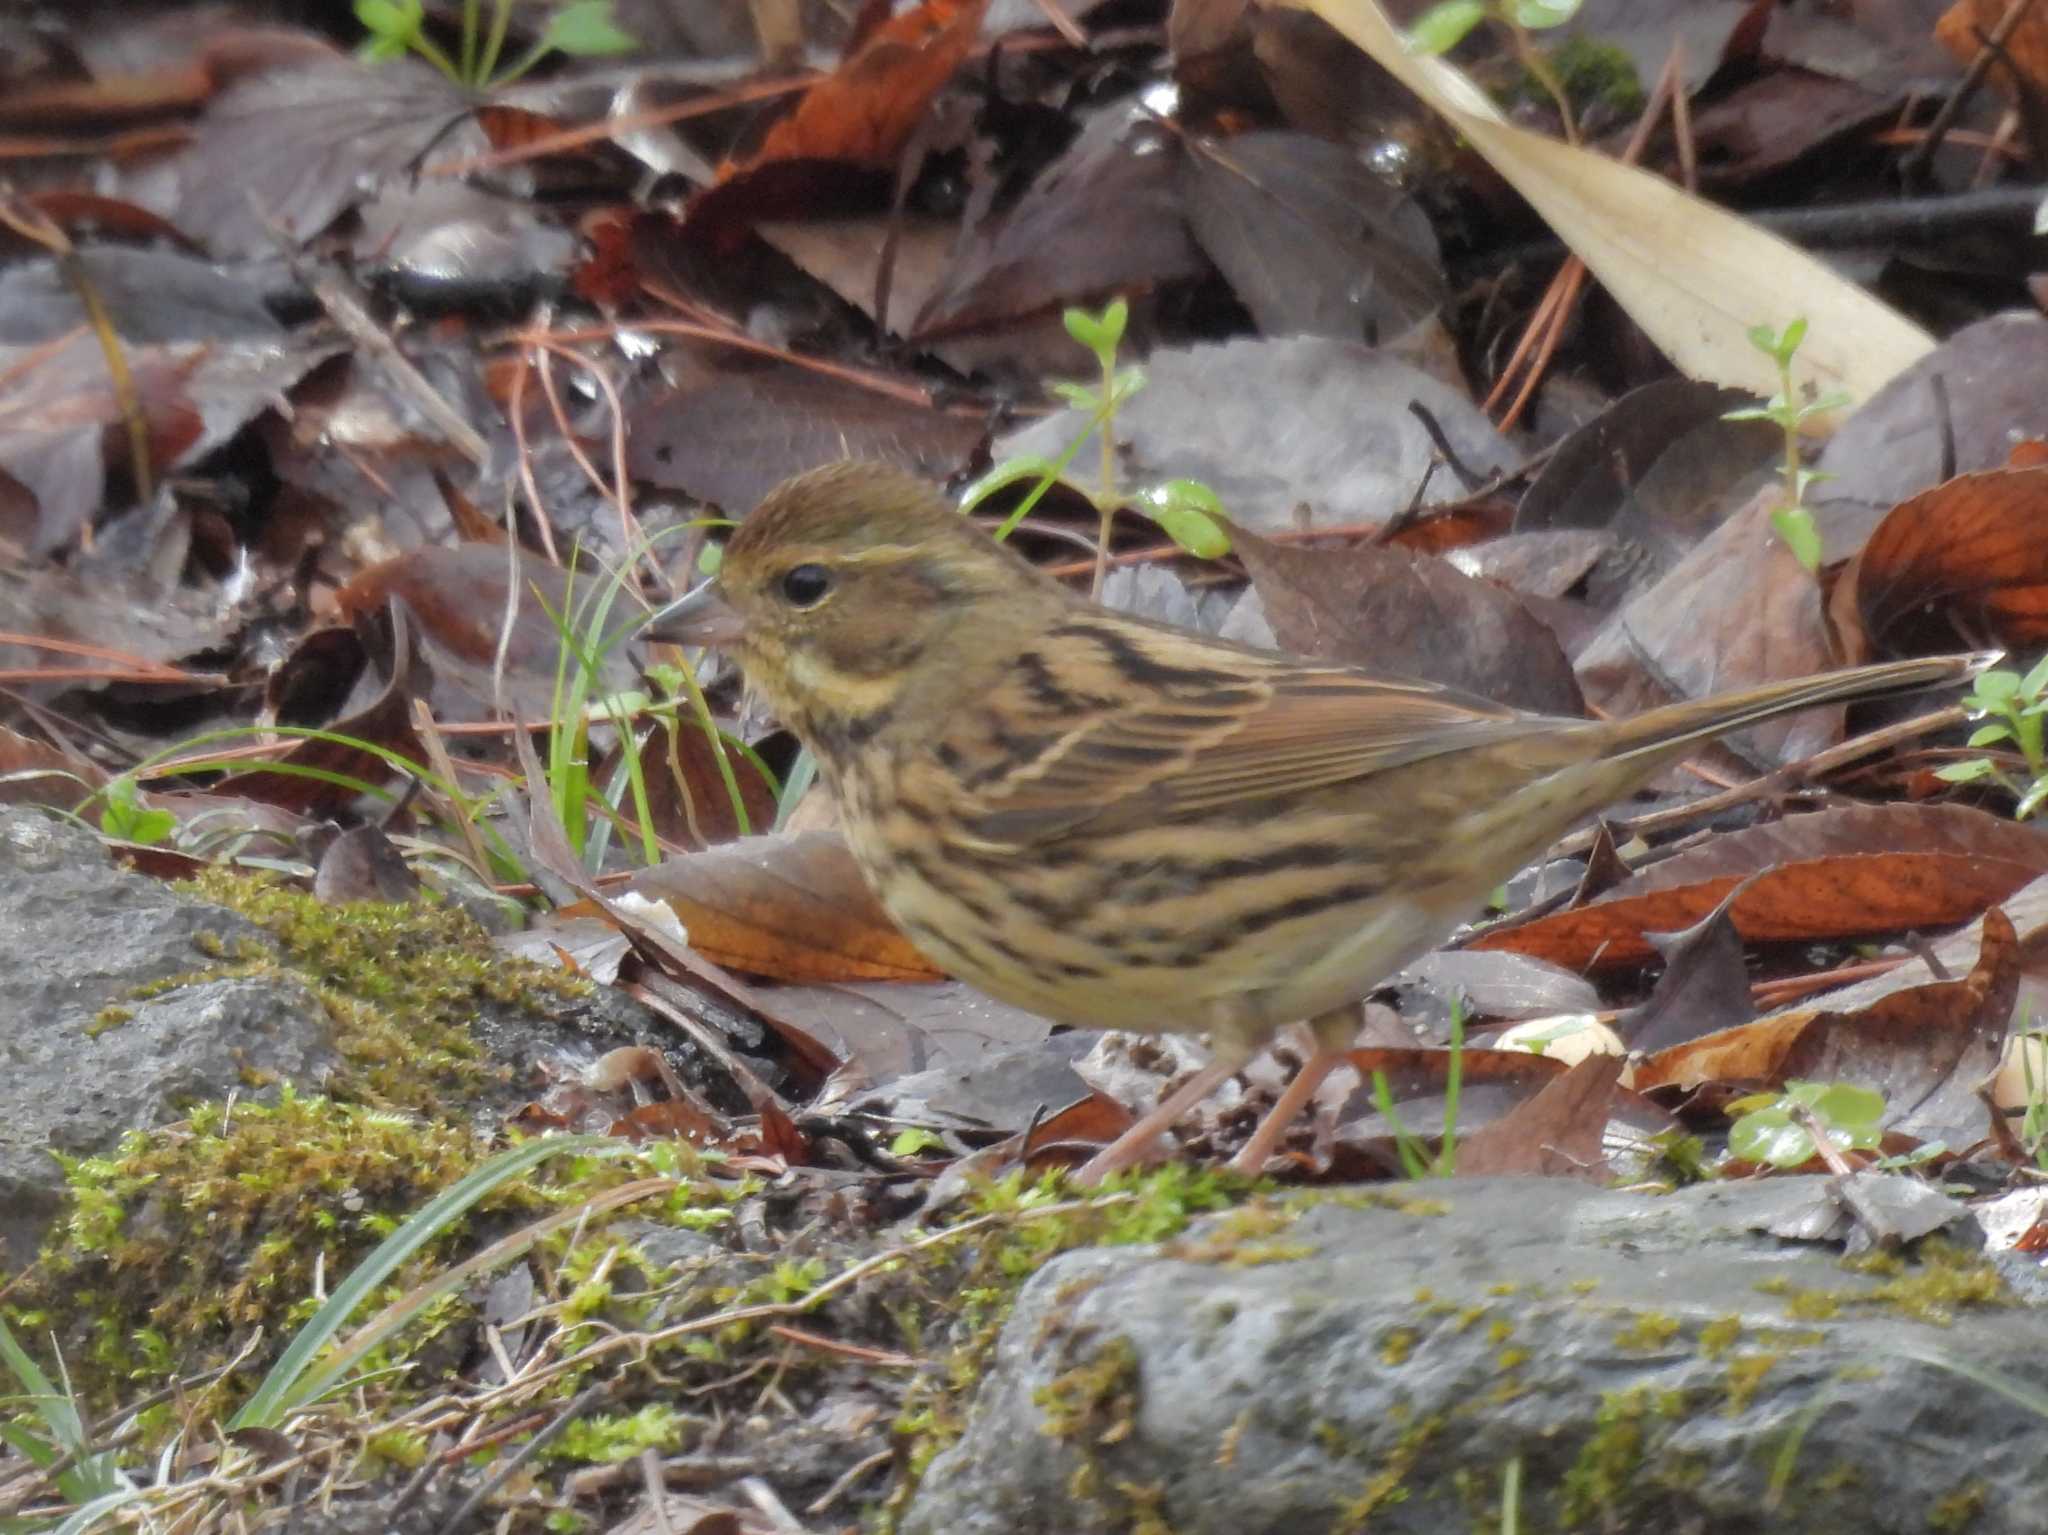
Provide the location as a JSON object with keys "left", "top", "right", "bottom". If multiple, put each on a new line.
{"left": 959, "top": 298, "right": 1231, "bottom": 597}
{"left": 96, "top": 775, "right": 175, "bottom": 847}
{"left": 356, "top": 0, "right": 632, "bottom": 93}
{"left": 1722, "top": 319, "right": 1850, "bottom": 574}
{"left": 1935, "top": 655, "right": 2048, "bottom": 819}
{"left": 1409, "top": 0, "right": 1587, "bottom": 143}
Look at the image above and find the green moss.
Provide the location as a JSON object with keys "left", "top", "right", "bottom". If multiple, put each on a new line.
{"left": 1380, "top": 1327, "right": 1417, "bottom": 1367}
{"left": 13, "top": 1087, "right": 738, "bottom": 1411}
{"left": 1037, "top": 1336, "right": 1140, "bottom": 1447}
{"left": 1109, "top": 1478, "right": 1174, "bottom": 1535}
{"left": 1160, "top": 1198, "right": 1312, "bottom": 1266}
{"left": 1324, "top": 1188, "right": 1450, "bottom": 1218}
{"left": 172, "top": 868, "right": 590, "bottom": 1111}
{"left": 1779, "top": 1289, "right": 1842, "bottom": 1321}
{"left": 883, "top": 1164, "right": 1263, "bottom": 1526}
{"left": 1855, "top": 1241, "right": 2011, "bottom": 1323}
{"left": 22, "top": 1090, "right": 513, "bottom": 1398}
{"left": 1722, "top": 1353, "right": 1778, "bottom": 1413}
{"left": 86, "top": 1005, "right": 134, "bottom": 1037}
{"left": 1545, "top": 36, "right": 1646, "bottom": 117}
{"left": 364, "top": 1426, "right": 429, "bottom": 1470}
{"left": 1613, "top": 1312, "right": 1680, "bottom": 1351}
{"left": 1560, "top": 1387, "right": 1649, "bottom": 1527}
{"left": 1929, "top": 1482, "right": 1987, "bottom": 1531}
{"left": 1336, "top": 1410, "right": 1441, "bottom": 1530}
{"left": 1760, "top": 1240, "right": 2011, "bottom": 1327}
{"left": 544, "top": 1404, "right": 687, "bottom": 1465}
{"left": 1698, "top": 1315, "right": 1743, "bottom": 1359}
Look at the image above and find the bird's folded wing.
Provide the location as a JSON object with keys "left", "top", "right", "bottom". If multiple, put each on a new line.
{"left": 961, "top": 662, "right": 1565, "bottom": 847}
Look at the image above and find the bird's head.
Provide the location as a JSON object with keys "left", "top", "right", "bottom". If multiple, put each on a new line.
{"left": 640, "top": 460, "right": 1066, "bottom": 746}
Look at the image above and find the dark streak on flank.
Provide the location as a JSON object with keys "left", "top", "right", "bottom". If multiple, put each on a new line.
{"left": 1283, "top": 679, "right": 1457, "bottom": 705}
{"left": 892, "top": 845, "right": 1002, "bottom": 931}
{"left": 1001, "top": 877, "right": 1097, "bottom": 932}
{"left": 978, "top": 929, "right": 1056, "bottom": 982}
{"left": 1106, "top": 842, "right": 1354, "bottom": 886}
{"left": 826, "top": 704, "right": 895, "bottom": 750}
{"left": 1227, "top": 878, "right": 1384, "bottom": 939}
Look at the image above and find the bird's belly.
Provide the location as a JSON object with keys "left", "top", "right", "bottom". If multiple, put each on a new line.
{"left": 849, "top": 808, "right": 1465, "bottom": 1037}
{"left": 871, "top": 857, "right": 1182, "bottom": 1030}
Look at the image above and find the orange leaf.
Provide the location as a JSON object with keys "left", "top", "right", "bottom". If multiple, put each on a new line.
{"left": 720, "top": 0, "right": 987, "bottom": 175}
{"left": 616, "top": 830, "right": 943, "bottom": 983}
{"left": 1468, "top": 804, "right": 2048, "bottom": 972}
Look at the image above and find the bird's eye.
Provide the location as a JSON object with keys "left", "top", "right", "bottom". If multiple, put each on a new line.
{"left": 779, "top": 563, "right": 834, "bottom": 608}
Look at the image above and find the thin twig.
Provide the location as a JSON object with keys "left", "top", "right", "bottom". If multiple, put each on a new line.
{"left": 1901, "top": 0, "right": 2039, "bottom": 185}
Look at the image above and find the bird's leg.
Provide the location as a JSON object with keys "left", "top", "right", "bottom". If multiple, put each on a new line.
{"left": 1070, "top": 1052, "right": 1247, "bottom": 1189}
{"left": 1227, "top": 1006, "right": 1362, "bottom": 1177}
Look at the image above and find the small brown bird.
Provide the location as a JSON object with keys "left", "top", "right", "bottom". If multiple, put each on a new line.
{"left": 644, "top": 460, "right": 1983, "bottom": 1184}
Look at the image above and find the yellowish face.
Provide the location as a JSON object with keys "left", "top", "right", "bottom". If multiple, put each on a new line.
{"left": 676, "top": 460, "right": 1058, "bottom": 740}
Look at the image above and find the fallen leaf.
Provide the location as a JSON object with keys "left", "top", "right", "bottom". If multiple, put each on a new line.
{"left": 1456, "top": 1053, "right": 1622, "bottom": 1177}
{"left": 1301, "top": 0, "right": 1933, "bottom": 401}
{"left": 1234, "top": 524, "right": 1584, "bottom": 715}
{"left": 1470, "top": 803, "right": 2048, "bottom": 971}
{"left": 614, "top": 830, "right": 942, "bottom": 983}
{"left": 1849, "top": 467, "right": 2048, "bottom": 655}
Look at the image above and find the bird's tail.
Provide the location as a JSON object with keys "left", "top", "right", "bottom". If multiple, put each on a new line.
{"left": 1598, "top": 651, "right": 1999, "bottom": 765}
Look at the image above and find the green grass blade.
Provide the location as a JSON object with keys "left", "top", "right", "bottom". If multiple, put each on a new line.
{"left": 229, "top": 1134, "right": 620, "bottom": 1430}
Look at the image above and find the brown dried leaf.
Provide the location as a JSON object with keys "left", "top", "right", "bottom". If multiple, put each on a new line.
{"left": 1780, "top": 906, "right": 2016, "bottom": 1147}
{"left": 1470, "top": 803, "right": 2048, "bottom": 971}
{"left": 1813, "top": 314, "right": 2048, "bottom": 562}
{"left": 1456, "top": 1053, "right": 1622, "bottom": 1178}
{"left": 1234, "top": 524, "right": 1584, "bottom": 715}
{"left": 1574, "top": 486, "right": 1844, "bottom": 769}
{"left": 157, "top": 52, "right": 481, "bottom": 256}
{"left": 625, "top": 351, "right": 983, "bottom": 513}
{"left": 1849, "top": 467, "right": 2048, "bottom": 654}
{"left": 636, "top": 717, "right": 779, "bottom": 852}
{"left": 1513, "top": 377, "right": 1779, "bottom": 611}
{"left": 1636, "top": 908, "right": 2017, "bottom": 1142}
{"left": 619, "top": 830, "right": 942, "bottom": 983}
{"left": 913, "top": 104, "right": 1208, "bottom": 340}
{"left": 1179, "top": 129, "right": 1443, "bottom": 342}
{"left": 996, "top": 335, "right": 1514, "bottom": 534}
{"left": 725, "top": 0, "right": 985, "bottom": 173}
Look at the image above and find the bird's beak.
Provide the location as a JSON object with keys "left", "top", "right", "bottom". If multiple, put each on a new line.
{"left": 637, "top": 582, "right": 746, "bottom": 648}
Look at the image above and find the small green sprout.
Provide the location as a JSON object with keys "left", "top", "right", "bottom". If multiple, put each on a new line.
{"left": 1409, "top": 0, "right": 1586, "bottom": 142}
{"left": 98, "top": 775, "right": 176, "bottom": 846}
{"left": 889, "top": 1127, "right": 947, "bottom": 1158}
{"left": 355, "top": 0, "right": 633, "bottom": 93}
{"left": 1935, "top": 655, "right": 2048, "bottom": 818}
{"left": 1722, "top": 319, "right": 1851, "bottom": 574}
{"left": 959, "top": 297, "right": 1231, "bottom": 596}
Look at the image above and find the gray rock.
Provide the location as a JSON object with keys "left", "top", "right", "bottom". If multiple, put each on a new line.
{"left": 0, "top": 810, "right": 334, "bottom": 1265}
{"left": 905, "top": 1178, "right": 2048, "bottom": 1535}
